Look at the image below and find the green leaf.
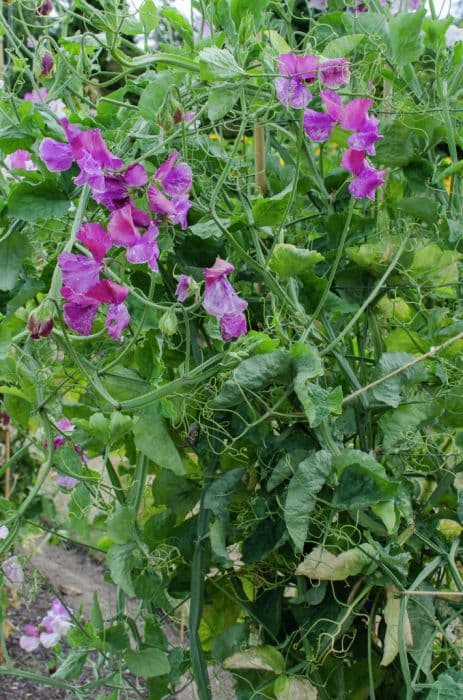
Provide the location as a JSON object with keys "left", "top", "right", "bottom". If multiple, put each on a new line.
{"left": 323, "top": 34, "right": 364, "bottom": 58}
{"left": 138, "top": 72, "right": 183, "bottom": 121}
{"left": 333, "top": 449, "right": 398, "bottom": 509}
{"left": 295, "top": 382, "right": 343, "bottom": 427}
{"left": 371, "top": 352, "right": 427, "bottom": 408}
{"left": 284, "top": 451, "right": 332, "bottom": 551}
{"left": 109, "top": 412, "right": 133, "bottom": 444}
{"left": 88, "top": 412, "right": 110, "bottom": 443}
{"left": 223, "top": 645, "right": 284, "bottom": 673}
{"left": 143, "top": 510, "right": 176, "bottom": 548}
{"left": 268, "top": 244, "right": 324, "bottom": 282}
{"left": 125, "top": 648, "right": 170, "bottom": 678}
{"left": 426, "top": 672, "right": 463, "bottom": 700}
{"left": 107, "top": 543, "right": 136, "bottom": 596}
{"left": 140, "top": 0, "right": 159, "bottom": 33}
{"left": 52, "top": 651, "right": 88, "bottom": 680}
{"left": 207, "top": 85, "right": 239, "bottom": 121}
{"left": 199, "top": 47, "right": 245, "bottom": 81}
{"left": 163, "top": 8, "right": 194, "bottom": 48}
{"left": 134, "top": 414, "right": 185, "bottom": 475}
{"left": 107, "top": 506, "right": 135, "bottom": 544}
{"left": 69, "top": 484, "right": 91, "bottom": 538}
{"left": 409, "top": 243, "right": 460, "bottom": 297}
{"left": 204, "top": 468, "right": 244, "bottom": 521}
{"left": 267, "top": 29, "right": 291, "bottom": 55}
{"left": 230, "top": 0, "right": 270, "bottom": 27}
{"left": 389, "top": 8, "right": 426, "bottom": 71}
{"left": 408, "top": 587, "right": 435, "bottom": 675}
{"left": 91, "top": 592, "right": 104, "bottom": 633}
{"left": 379, "top": 396, "right": 437, "bottom": 450}
{"left": 7, "top": 182, "right": 69, "bottom": 221}
{"left": 104, "top": 623, "right": 130, "bottom": 651}
{"left": 274, "top": 675, "right": 318, "bottom": 700}
{"left": 0, "top": 230, "right": 29, "bottom": 291}
{"left": 211, "top": 623, "right": 249, "bottom": 662}
{"left": 375, "top": 122, "right": 415, "bottom": 167}
{"left": 213, "top": 350, "right": 292, "bottom": 408}
{"left": 296, "top": 544, "right": 376, "bottom": 580}
{"left": 394, "top": 197, "right": 438, "bottom": 224}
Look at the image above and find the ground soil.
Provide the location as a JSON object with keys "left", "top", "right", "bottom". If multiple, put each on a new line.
{"left": 0, "top": 542, "right": 235, "bottom": 699}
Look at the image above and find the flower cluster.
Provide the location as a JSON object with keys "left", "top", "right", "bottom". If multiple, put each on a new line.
{"left": 176, "top": 258, "right": 248, "bottom": 341}
{"left": 304, "top": 90, "right": 384, "bottom": 200}
{"left": 20, "top": 598, "right": 72, "bottom": 652}
{"left": 147, "top": 151, "right": 193, "bottom": 230}
{"left": 39, "top": 119, "right": 248, "bottom": 343}
{"left": 275, "top": 53, "right": 350, "bottom": 109}
{"left": 275, "top": 52, "right": 384, "bottom": 200}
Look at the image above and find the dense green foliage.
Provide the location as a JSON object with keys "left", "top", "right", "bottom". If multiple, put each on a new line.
{"left": 0, "top": 0, "right": 463, "bottom": 698}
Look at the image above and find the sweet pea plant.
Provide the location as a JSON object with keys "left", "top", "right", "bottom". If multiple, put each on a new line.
{"left": 1, "top": 0, "right": 463, "bottom": 698}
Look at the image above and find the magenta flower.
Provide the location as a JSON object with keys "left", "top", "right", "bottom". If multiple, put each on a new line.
{"left": 61, "top": 277, "right": 130, "bottom": 340}
{"left": 2, "top": 556, "right": 24, "bottom": 585}
{"left": 108, "top": 204, "right": 139, "bottom": 247}
{"left": 348, "top": 163, "right": 385, "bottom": 201}
{"left": 275, "top": 53, "right": 318, "bottom": 109}
{"left": 20, "top": 625, "right": 40, "bottom": 652}
{"left": 126, "top": 223, "right": 160, "bottom": 271}
{"left": 39, "top": 138, "right": 73, "bottom": 171}
{"left": 347, "top": 115, "right": 382, "bottom": 155}
{"left": 154, "top": 151, "right": 193, "bottom": 196}
{"left": 77, "top": 223, "right": 111, "bottom": 263}
{"left": 303, "top": 110, "right": 336, "bottom": 142}
{"left": 202, "top": 258, "right": 248, "bottom": 342}
{"left": 175, "top": 274, "right": 194, "bottom": 302}
{"left": 340, "top": 148, "right": 366, "bottom": 175}
{"left": 147, "top": 185, "right": 192, "bottom": 230}
{"left": 319, "top": 59, "right": 350, "bottom": 88}
{"left": 27, "top": 312, "right": 54, "bottom": 340}
{"left": 59, "top": 252, "right": 102, "bottom": 294}
{"left": 1, "top": 413, "right": 10, "bottom": 427}
{"left": 52, "top": 417, "right": 75, "bottom": 449}
{"left": 174, "top": 109, "right": 196, "bottom": 124}
{"left": 5, "top": 149, "right": 38, "bottom": 171}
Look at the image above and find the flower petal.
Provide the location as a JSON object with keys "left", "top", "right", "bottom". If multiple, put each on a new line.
{"left": 106, "top": 303, "right": 130, "bottom": 340}
{"left": 108, "top": 204, "right": 139, "bottom": 247}
{"left": 77, "top": 222, "right": 112, "bottom": 262}
{"left": 39, "top": 138, "right": 74, "bottom": 172}
{"left": 220, "top": 312, "right": 248, "bottom": 341}
{"left": 303, "top": 109, "right": 335, "bottom": 142}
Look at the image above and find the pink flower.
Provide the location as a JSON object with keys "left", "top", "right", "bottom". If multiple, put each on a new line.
{"left": 175, "top": 274, "right": 194, "bottom": 302}
{"left": 61, "top": 278, "right": 130, "bottom": 340}
{"left": 340, "top": 148, "right": 366, "bottom": 175}
{"left": 56, "top": 474, "right": 79, "bottom": 489}
{"left": 77, "top": 223, "right": 111, "bottom": 263}
{"left": 20, "top": 598, "right": 72, "bottom": 652}
{"left": 125, "top": 223, "right": 160, "bottom": 271}
{"left": 303, "top": 110, "right": 336, "bottom": 142}
{"left": 5, "top": 149, "right": 38, "bottom": 171}
{"left": 2, "top": 556, "right": 24, "bottom": 585}
{"left": 154, "top": 151, "right": 192, "bottom": 196}
{"left": 147, "top": 185, "right": 192, "bottom": 230}
{"left": 275, "top": 53, "right": 318, "bottom": 109}
{"left": 318, "top": 59, "right": 350, "bottom": 88}
{"left": 24, "top": 87, "right": 48, "bottom": 103}
{"left": 348, "top": 163, "right": 385, "bottom": 200}
{"left": 203, "top": 258, "right": 248, "bottom": 342}
{"left": 20, "top": 626, "right": 40, "bottom": 652}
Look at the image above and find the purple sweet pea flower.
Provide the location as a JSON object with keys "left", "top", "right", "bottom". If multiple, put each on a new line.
{"left": 339, "top": 97, "right": 372, "bottom": 131}
{"left": 4, "top": 149, "right": 38, "bottom": 171}
{"left": 106, "top": 303, "right": 131, "bottom": 340}
{"left": 20, "top": 626, "right": 40, "bottom": 652}
{"left": 77, "top": 223, "right": 111, "bottom": 263}
{"left": 147, "top": 185, "right": 192, "bottom": 230}
{"left": 202, "top": 258, "right": 248, "bottom": 341}
{"left": 39, "top": 138, "right": 74, "bottom": 171}
{"left": 56, "top": 474, "right": 79, "bottom": 489}
{"left": 340, "top": 148, "right": 366, "bottom": 175}
{"left": 2, "top": 556, "right": 24, "bottom": 585}
{"left": 347, "top": 115, "right": 382, "bottom": 155}
{"left": 61, "top": 279, "right": 130, "bottom": 339}
{"left": 220, "top": 313, "right": 248, "bottom": 341}
{"left": 275, "top": 53, "right": 318, "bottom": 109}
{"left": 24, "top": 87, "right": 48, "bottom": 103}
{"left": 58, "top": 252, "right": 102, "bottom": 293}
{"left": 154, "top": 151, "right": 193, "bottom": 196}
{"left": 303, "top": 109, "right": 336, "bottom": 142}
{"left": 320, "top": 90, "right": 345, "bottom": 122}
{"left": 52, "top": 417, "right": 74, "bottom": 449}
{"left": 348, "top": 163, "right": 385, "bottom": 201}
{"left": 319, "top": 58, "right": 350, "bottom": 88}
{"left": 27, "top": 312, "right": 54, "bottom": 340}
{"left": 126, "top": 222, "right": 160, "bottom": 271}
{"left": 175, "top": 274, "right": 194, "bottom": 302}
{"left": 107, "top": 204, "right": 139, "bottom": 247}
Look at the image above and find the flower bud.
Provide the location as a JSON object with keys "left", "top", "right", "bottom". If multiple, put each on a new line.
{"left": 37, "top": 0, "right": 53, "bottom": 15}
{"left": 27, "top": 306, "right": 54, "bottom": 340}
{"left": 159, "top": 308, "right": 178, "bottom": 336}
{"left": 40, "top": 52, "right": 55, "bottom": 78}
